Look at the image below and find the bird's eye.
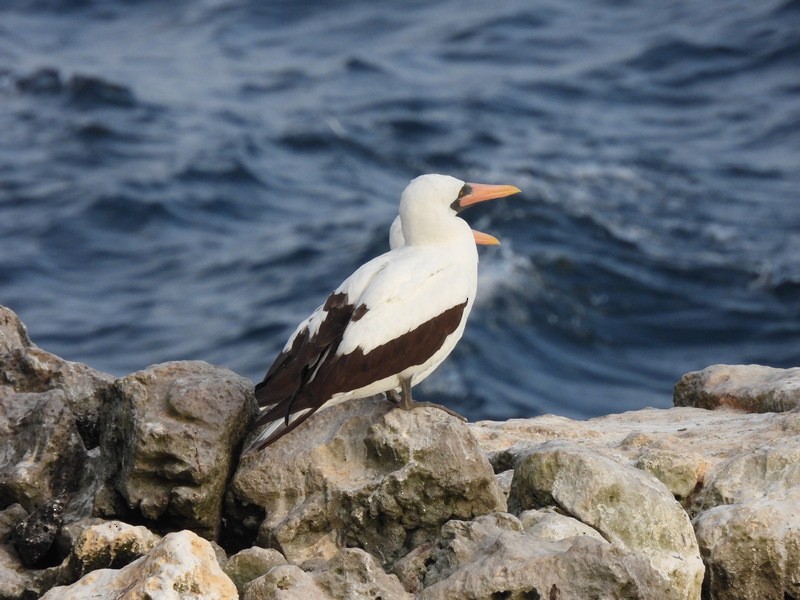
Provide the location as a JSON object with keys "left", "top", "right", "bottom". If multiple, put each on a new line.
{"left": 451, "top": 184, "right": 472, "bottom": 212}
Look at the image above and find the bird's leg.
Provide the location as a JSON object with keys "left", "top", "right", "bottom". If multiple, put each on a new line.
{"left": 397, "top": 376, "right": 467, "bottom": 421}
{"left": 385, "top": 389, "right": 402, "bottom": 404}
{"left": 399, "top": 376, "right": 415, "bottom": 410}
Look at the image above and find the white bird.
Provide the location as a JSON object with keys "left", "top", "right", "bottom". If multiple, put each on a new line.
{"left": 389, "top": 215, "right": 500, "bottom": 250}
{"left": 245, "top": 174, "right": 520, "bottom": 453}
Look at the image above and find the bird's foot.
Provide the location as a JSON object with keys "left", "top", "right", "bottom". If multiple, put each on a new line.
{"left": 398, "top": 400, "right": 467, "bottom": 422}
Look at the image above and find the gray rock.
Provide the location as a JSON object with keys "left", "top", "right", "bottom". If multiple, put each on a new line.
{"left": 0, "top": 543, "right": 33, "bottom": 600}
{"left": 224, "top": 546, "right": 287, "bottom": 595}
{"left": 66, "top": 519, "right": 161, "bottom": 577}
{"left": 469, "top": 406, "right": 800, "bottom": 600}
{"left": 12, "top": 495, "right": 67, "bottom": 567}
{"left": 693, "top": 487, "right": 800, "bottom": 600}
{"left": 243, "top": 564, "right": 326, "bottom": 599}
{"left": 99, "top": 361, "right": 256, "bottom": 539}
{"left": 0, "top": 306, "right": 32, "bottom": 353}
{"left": 508, "top": 442, "right": 704, "bottom": 600}
{"left": 494, "top": 469, "right": 514, "bottom": 502}
{"left": 0, "top": 504, "right": 27, "bottom": 542}
{"left": 0, "top": 504, "right": 35, "bottom": 599}
{"left": 416, "top": 513, "right": 524, "bottom": 590}
{"left": 40, "top": 530, "right": 238, "bottom": 600}
{"left": 0, "top": 306, "right": 113, "bottom": 449}
{"left": 0, "top": 533, "right": 70, "bottom": 600}
{"left": 518, "top": 507, "right": 606, "bottom": 543}
{"left": 415, "top": 520, "right": 668, "bottom": 600}
{"left": 674, "top": 364, "right": 800, "bottom": 413}
{"left": 313, "top": 548, "right": 413, "bottom": 600}
{"left": 470, "top": 406, "right": 798, "bottom": 510}
{"left": 0, "top": 390, "right": 88, "bottom": 512}
{"left": 231, "top": 396, "right": 505, "bottom": 567}
{"left": 634, "top": 447, "right": 702, "bottom": 500}
{"left": 0, "top": 347, "right": 113, "bottom": 448}
{"left": 693, "top": 443, "right": 800, "bottom": 512}
{"left": 244, "top": 548, "right": 412, "bottom": 600}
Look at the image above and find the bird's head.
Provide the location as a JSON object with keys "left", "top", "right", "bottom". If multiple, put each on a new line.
{"left": 398, "top": 174, "right": 520, "bottom": 246}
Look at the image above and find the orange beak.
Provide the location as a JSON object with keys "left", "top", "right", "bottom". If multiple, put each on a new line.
{"left": 472, "top": 229, "right": 500, "bottom": 245}
{"left": 458, "top": 182, "right": 519, "bottom": 246}
{"left": 458, "top": 182, "right": 521, "bottom": 208}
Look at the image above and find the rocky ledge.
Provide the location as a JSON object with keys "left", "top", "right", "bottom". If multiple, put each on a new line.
{"left": 1, "top": 304, "right": 798, "bottom": 600}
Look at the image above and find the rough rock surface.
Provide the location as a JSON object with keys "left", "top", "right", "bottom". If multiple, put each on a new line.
{"left": 693, "top": 488, "right": 800, "bottom": 600}
{"left": 0, "top": 390, "right": 87, "bottom": 512}
{"left": 0, "top": 347, "right": 113, "bottom": 448}
{"left": 67, "top": 520, "right": 162, "bottom": 577}
{"left": 244, "top": 548, "right": 412, "bottom": 600}
{"left": 508, "top": 442, "right": 704, "bottom": 599}
{"left": 1, "top": 306, "right": 799, "bottom": 600}
{"left": 11, "top": 495, "right": 68, "bottom": 567}
{"left": 0, "top": 306, "right": 114, "bottom": 448}
{"left": 396, "top": 511, "right": 666, "bottom": 599}
{"left": 674, "top": 364, "right": 800, "bottom": 413}
{"left": 470, "top": 407, "right": 800, "bottom": 600}
{"left": 0, "top": 307, "right": 31, "bottom": 353}
{"left": 231, "top": 396, "right": 505, "bottom": 567}
{"left": 518, "top": 507, "right": 606, "bottom": 542}
{"left": 99, "top": 361, "right": 256, "bottom": 539}
{"left": 0, "top": 504, "right": 33, "bottom": 599}
{"left": 224, "top": 546, "right": 287, "bottom": 595}
{"left": 471, "top": 407, "right": 800, "bottom": 505}
{"left": 692, "top": 442, "right": 800, "bottom": 512}
{"left": 40, "top": 530, "right": 237, "bottom": 600}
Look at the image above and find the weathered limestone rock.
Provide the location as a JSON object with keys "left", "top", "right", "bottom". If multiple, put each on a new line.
{"left": 0, "top": 306, "right": 114, "bottom": 448}
{"left": 2, "top": 306, "right": 796, "bottom": 600}
{"left": 518, "top": 507, "right": 606, "bottom": 543}
{"left": 243, "top": 548, "right": 412, "bottom": 600}
{"left": 99, "top": 361, "right": 257, "bottom": 539}
{"left": 394, "top": 512, "right": 524, "bottom": 592}
{"left": 224, "top": 546, "right": 287, "bottom": 595}
{"left": 494, "top": 469, "right": 514, "bottom": 501}
{"left": 0, "top": 307, "right": 31, "bottom": 353}
{"left": 674, "top": 364, "right": 800, "bottom": 413}
{"left": 470, "top": 407, "right": 798, "bottom": 505}
{"left": 0, "top": 502, "right": 73, "bottom": 600}
{"left": 0, "top": 348, "right": 113, "bottom": 448}
{"left": 12, "top": 494, "right": 67, "bottom": 567}
{"left": 0, "top": 390, "right": 87, "bottom": 512}
{"left": 231, "top": 397, "right": 505, "bottom": 567}
{"left": 410, "top": 516, "right": 666, "bottom": 600}
{"left": 312, "top": 548, "right": 413, "bottom": 600}
{"left": 67, "top": 520, "right": 161, "bottom": 577}
{"left": 693, "top": 443, "right": 800, "bottom": 511}
{"left": 693, "top": 488, "right": 800, "bottom": 600}
{"left": 634, "top": 446, "right": 703, "bottom": 500}
{"left": 0, "top": 545, "right": 33, "bottom": 600}
{"left": 40, "top": 530, "right": 237, "bottom": 600}
{"left": 0, "top": 504, "right": 32, "bottom": 599}
{"left": 469, "top": 405, "right": 800, "bottom": 600}
{"left": 244, "top": 564, "right": 326, "bottom": 599}
{"left": 508, "top": 442, "right": 704, "bottom": 600}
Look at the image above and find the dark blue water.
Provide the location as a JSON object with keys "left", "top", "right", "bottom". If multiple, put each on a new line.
{"left": 1, "top": 0, "right": 798, "bottom": 421}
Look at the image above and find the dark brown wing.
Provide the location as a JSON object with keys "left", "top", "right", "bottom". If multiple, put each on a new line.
{"left": 254, "top": 291, "right": 354, "bottom": 415}
{"left": 243, "top": 299, "right": 468, "bottom": 454}
{"left": 313, "top": 300, "right": 468, "bottom": 397}
{"left": 256, "top": 293, "right": 353, "bottom": 408}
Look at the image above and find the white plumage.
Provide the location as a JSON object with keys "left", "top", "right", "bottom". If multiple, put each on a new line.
{"left": 245, "top": 174, "right": 519, "bottom": 453}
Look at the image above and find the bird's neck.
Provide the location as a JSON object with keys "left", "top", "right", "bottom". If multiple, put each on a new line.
{"left": 400, "top": 210, "right": 472, "bottom": 247}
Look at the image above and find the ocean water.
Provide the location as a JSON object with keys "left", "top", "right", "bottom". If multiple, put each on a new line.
{"left": 1, "top": 0, "right": 798, "bottom": 421}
